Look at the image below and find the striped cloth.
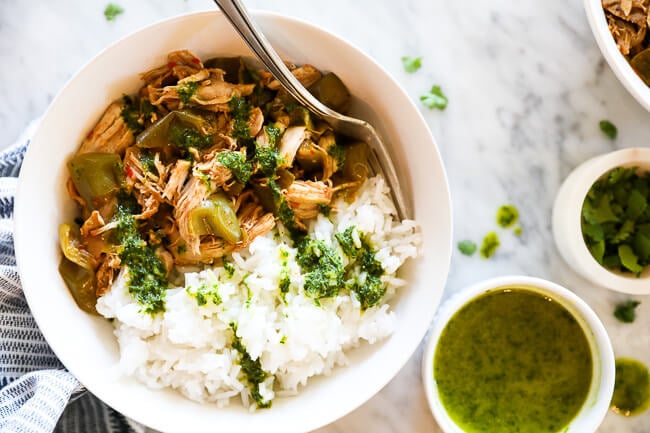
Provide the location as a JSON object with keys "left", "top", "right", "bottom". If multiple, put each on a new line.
{"left": 0, "top": 122, "right": 143, "bottom": 433}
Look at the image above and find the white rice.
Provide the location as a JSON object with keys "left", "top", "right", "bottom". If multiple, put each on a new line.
{"left": 96, "top": 176, "right": 420, "bottom": 408}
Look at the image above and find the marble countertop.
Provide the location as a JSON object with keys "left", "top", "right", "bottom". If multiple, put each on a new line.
{"left": 2, "top": 0, "right": 649, "bottom": 432}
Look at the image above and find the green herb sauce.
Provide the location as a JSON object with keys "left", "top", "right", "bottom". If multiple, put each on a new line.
{"left": 434, "top": 288, "right": 593, "bottom": 433}
{"left": 497, "top": 204, "right": 519, "bottom": 228}
{"left": 114, "top": 194, "right": 168, "bottom": 314}
{"left": 120, "top": 95, "right": 144, "bottom": 135}
{"left": 611, "top": 358, "right": 650, "bottom": 416}
{"left": 296, "top": 239, "right": 344, "bottom": 299}
{"left": 177, "top": 81, "right": 198, "bottom": 104}
{"left": 186, "top": 283, "right": 221, "bottom": 307}
{"left": 222, "top": 256, "right": 235, "bottom": 279}
{"left": 254, "top": 144, "right": 282, "bottom": 177}
{"left": 229, "top": 96, "right": 251, "bottom": 141}
{"left": 139, "top": 151, "right": 157, "bottom": 174}
{"left": 217, "top": 151, "right": 253, "bottom": 184}
{"left": 230, "top": 324, "right": 271, "bottom": 408}
{"left": 169, "top": 124, "right": 212, "bottom": 150}
{"left": 335, "top": 226, "right": 385, "bottom": 310}
{"left": 480, "top": 231, "right": 500, "bottom": 259}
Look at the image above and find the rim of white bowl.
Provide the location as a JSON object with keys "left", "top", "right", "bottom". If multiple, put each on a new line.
{"left": 14, "top": 10, "right": 453, "bottom": 433}
{"left": 584, "top": 0, "right": 650, "bottom": 111}
{"left": 422, "top": 276, "right": 615, "bottom": 433}
{"left": 553, "top": 147, "right": 650, "bottom": 294}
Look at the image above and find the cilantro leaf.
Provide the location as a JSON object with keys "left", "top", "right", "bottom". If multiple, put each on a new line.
{"left": 104, "top": 3, "right": 124, "bottom": 21}
{"left": 599, "top": 120, "right": 618, "bottom": 140}
{"left": 619, "top": 244, "right": 643, "bottom": 273}
{"left": 458, "top": 240, "right": 477, "bottom": 256}
{"left": 420, "top": 85, "right": 448, "bottom": 110}
{"left": 401, "top": 56, "right": 422, "bottom": 73}
{"left": 614, "top": 300, "right": 641, "bottom": 323}
{"left": 582, "top": 166, "right": 650, "bottom": 275}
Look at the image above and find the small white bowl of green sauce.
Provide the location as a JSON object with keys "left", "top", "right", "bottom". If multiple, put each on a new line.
{"left": 552, "top": 147, "right": 650, "bottom": 294}
{"left": 422, "top": 276, "right": 615, "bottom": 433}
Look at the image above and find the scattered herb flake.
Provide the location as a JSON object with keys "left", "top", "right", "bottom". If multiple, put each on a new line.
{"left": 599, "top": 120, "right": 618, "bottom": 140}
{"left": 420, "top": 85, "right": 448, "bottom": 110}
{"left": 480, "top": 231, "right": 500, "bottom": 259}
{"left": 177, "top": 81, "right": 199, "bottom": 104}
{"left": 401, "top": 56, "right": 422, "bottom": 73}
{"left": 514, "top": 226, "right": 523, "bottom": 236}
{"left": 458, "top": 240, "right": 477, "bottom": 256}
{"left": 614, "top": 300, "right": 641, "bottom": 323}
{"left": 104, "top": 3, "right": 124, "bottom": 21}
{"left": 217, "top": 151, "right": 253, "bottom": 184}
{"left": 497, "top": 204, "right": 519, "bottom": 229}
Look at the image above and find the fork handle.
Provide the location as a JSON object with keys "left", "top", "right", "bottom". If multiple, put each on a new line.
{"left": 214, "top": 0, "right": 411, "bottom": 220}
{"left": 213, "top": 0, "right": 332, "bottom": 118}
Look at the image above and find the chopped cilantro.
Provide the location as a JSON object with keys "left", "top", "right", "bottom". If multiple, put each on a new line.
{"left": 318, "top": 204, "right": 331, "bottom": 217}
{"left": 335, "top": 226, "right": 386, "bottom": 309}
{"left": 458, "top": 240, "right": 477, "bottom": 256}
{"left": 139, "top": 151, "right": 157, "bottom": 174}
{"left": 497, "top": 205, "right": 519, "bottom": 228}
{"left": 420, "top": 85, "right": 448, "bottom": 110}
{"left": 217, "top": 151, "right": 253, "bottom": 184}
{"left": 230, "top": 324, "right": 271, "bottom": 408}
{"left": 222, "top": 256, "right": 235, "bottom": 278}
{"left": 401, "top": 56, "right": 422, "bottom": 73}
{"left": 187, "top": 283, "right": 221, "bottom": 307}
{"left": 229, "top": 96, "right": 252, "bottom": 141}
{"left": 614, "top": 300, "right": 641, "bottom": 323}
{"left": 265, "top": 124, "right": 282, "bottom": 147}
{"left": 254, "top": 145, "right": 282, "bottom": 177}
{"left": 169, "top": 124, "right": 212, "bottom": 150}
{"left": 582, "top": 167, "right": 650, "bottom": 275}
{"left": 104, "top": 3, "right": 123, "bottom": 21}
{"left": 297, "top": 239, "right": 345, "bottom": 300}
{"left": 120, "top": 94, "right": 143, "bottom": 134}
{"left": 177, "top": 81, "right": 199, "bottom": 104}
{"left": 599, "top": 120, "right": 618, "bottom": 140}
{"left": 480, "top": 231, "right": 500, "bottom": 259}
{"left": 114, "top": 193, "right": 167, "bottom": 314}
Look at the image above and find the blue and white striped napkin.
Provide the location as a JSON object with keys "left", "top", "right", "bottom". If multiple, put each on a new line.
{"left": 0, "top": 122, "right": 142, "bottom": 433}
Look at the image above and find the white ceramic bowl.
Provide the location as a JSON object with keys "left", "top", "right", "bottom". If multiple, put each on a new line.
{"left": 585, "top": 0, "right": 650, "bottom": 111}
{"left": 14, "top": 10, "right": 452, "bottom": 433}
{"left": 553, "top": 147, "right": 650, "bottom": 294}
{"left": 422, "top": 276, "right": 615, "bottom": 433}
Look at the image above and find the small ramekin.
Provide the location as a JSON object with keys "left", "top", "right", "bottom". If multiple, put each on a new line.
{"left": 422, "top": 276, "right": 615, "bottom": 433}
{"left": 553, "top": 147, "right": 650, "bottom": 294}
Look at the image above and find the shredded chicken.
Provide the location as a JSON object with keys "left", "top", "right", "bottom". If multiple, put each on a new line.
{"left": 61, "top": 49, "right": 365, "bottom": 306}
{"left": 285, "top": 180, "right": 334, "bottom": 220}
{"left": 80, "top": 211, "right": 105, "bottom": 238}
{"left": 78, "top": 102, "right": 134, "bottom": 155}
{"left": 95, "top": 253, "right": 121, "bottom": 297}
{"left": 603, "top": 0, "right": 650, "bottom": 56}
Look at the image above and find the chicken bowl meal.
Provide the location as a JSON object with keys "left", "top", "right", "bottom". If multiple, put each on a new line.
{"left": 60, "top": 48, "right": 420, "bottom": 409}
{"left": 15, "top": 11, "right": 451, "bottom": 433}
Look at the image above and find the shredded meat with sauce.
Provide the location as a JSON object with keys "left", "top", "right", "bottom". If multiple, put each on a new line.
{"left": 603, "top": 0, "right": 650, "bottom": 83}
{"left": 58, "top": 50, "right": 369, "bottom": 314}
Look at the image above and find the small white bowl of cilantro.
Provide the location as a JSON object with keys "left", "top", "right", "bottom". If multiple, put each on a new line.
{"left": 553, "top": 147, "right": 650, "bottom": 294}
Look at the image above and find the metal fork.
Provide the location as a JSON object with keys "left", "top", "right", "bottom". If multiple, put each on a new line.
{"left": 213, "top": 0, "right": 412, "bottom": 220}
